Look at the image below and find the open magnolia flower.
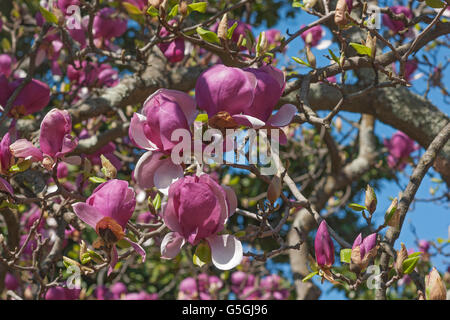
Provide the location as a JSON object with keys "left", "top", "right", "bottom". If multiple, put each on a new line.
{"left": 300, "top": 25, "right": 331, "bottom": 50}
{"left": 10, "top": 108, "right": 78, "bottom": 170}
{"left": 195, "top": 64, "right": 296, "bottom": 144}
{"left": 160, "top": 174, "right": 242, "bottom": 270}
{"left": 130, "top": 89, "right": 197, "bottom": 193}
{"left": 72, "top": 179, "right": 146, "bottom": 274}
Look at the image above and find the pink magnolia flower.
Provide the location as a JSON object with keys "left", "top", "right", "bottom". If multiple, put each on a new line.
{"left": 260, "top": 274, "right": 289, "bottom": 300}
{"left": 7, "top": 78, "right": 50, "bottom": 117}
{"left": 195, "top": 64, "right": 296, "bottom": 143}
{"left": 124, "top": 291, "right": 158, "bottom": 300}
{"left": 231, "top": 271, "right": 255, "bottom": 294}
{"left": 72, "top": 179, "right": 145, "bottom": 274}
{"left": 404, "top": 59, "right": 418, "bottom": 82}
{"left": 300, "top": 25, "right": 330, "bottom": 49}
{"left": 45, "top": 287, "right": 80, "bottom": 300}
{"left": 384, "top": 131, "right": 418, "bottom": 170}
{"left": 93, "top": 8, "right": 127, "bottom": 40}
{"left": 0, "top": 126, "right": 16, "bottom": 174}
{"left": 10, "top": 109, "right": 78, "bottom": 170}
{"left": 130, "top": 89, "right": 196, "bottom": 193}
{"left": 419, "top": 240, "right": 430, "bottom": 253}
{"left": 158, "top": 20, "right": 185, "bottom": 63}
{"left": 160, "top": 174, "right": 242, "bottom": 270}
{"left": 178, "top": 273, "right": 223, "bottom": 300}
{"left": 110, "top": 282, "right": 127, "bottom": 299}
{"left": 5, "top": 273, "right": 19, "bottom": 291}
{"left": 0, "top": 54, "right": 13, "bottom": 78}
{"left": 57, "top": 0, "right": 80, "bottom": 14}
{"left": 264, "top": 29, "right": 283, "bottom": 49}
{"left": 382, "top": 6, "right": 413, "bottom": 33}
{"left": 314, "top": 221, "right": 334, "bottom": 268}
{"left": 68, "top": 61, "right": 119, "bottom": 88}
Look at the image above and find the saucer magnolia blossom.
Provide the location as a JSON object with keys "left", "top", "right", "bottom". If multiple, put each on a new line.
{"left": 195, "top": 64, "right": 296, "bottom": 143}
{"left": 10, "top": 109, "right": 78, "bottom": 170}
{"left": 130, "top": 89, "right": 197, "bottom": 193}
{"left": 160, "top": 174, "right": 242, "bottom": 270}
{"left": 5, "top": 78, "right": 50, "bottom": 117}
{"left": 382, "top": 6, "right": 413, "bottom": 33}
{"left": 158, "top": 20, "right": 185, "bottom": 63}
{"left": 300, "top": 25, "right": 331, "bottom": 49}
{"left": 72, "top": 179, "right": 146, "bottom": 274}
{"left": 384, "top": 131, "right": 418, "bottom": 170}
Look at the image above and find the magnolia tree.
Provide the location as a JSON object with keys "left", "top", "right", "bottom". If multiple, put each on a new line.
{"left": 0, "top": 0, "right": 448, "bottom": 301}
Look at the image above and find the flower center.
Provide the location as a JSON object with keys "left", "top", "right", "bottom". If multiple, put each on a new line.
{"left": 95, "top": 217, "right": 125, "bottom": 244}
{"left": 208, "top": 111, "right": 238, "bottom": 129}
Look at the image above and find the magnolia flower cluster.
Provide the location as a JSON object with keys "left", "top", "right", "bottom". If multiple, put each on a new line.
{"left": 230, "top": 272, "right": 289, "bottom": 300}
{"left": 384, "top": 131, "right": 418, "bottom": 170}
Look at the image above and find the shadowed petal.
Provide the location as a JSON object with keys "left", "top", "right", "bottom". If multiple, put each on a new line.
{"left": 71, "top": 202, "right": 103, "bottom": 229}
{"left": 207, "top": 234, "right": 243, "bottom": 270}
{"left": 161, "top": 232, "right": 185, "bottom": 259}
{"left": 124, "top": 237, "right": 146, "bottom": 262}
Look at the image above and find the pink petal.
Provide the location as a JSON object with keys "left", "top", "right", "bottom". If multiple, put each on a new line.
{"left": 231, "top": 114, "right": 266, "bottom": 129}
{"left": 134, "top": 151, "right": 184, "bottom": 194}
{"left": 71, "top": 202, "right": 103, "bottom": 229}
{"left": 207, "top": 234, "right": 243, "bottom": 270}
{"left": 129, "top": 113, "right": 158, "bottom": 150}
{"left": 160, "top": 232, "right": 185, "bottom": 259}
{"left": 222, "top": 185, "right": 237, "bottom": 218}
{"left": 0, "top": 177, "right": 13, "bottom": 195}
{"left": 267, "top": 104, "right": 297, "bottom": 127}
{"left": 9, "top": 139, "right": 43, "bottom": 161}
{"left": 123, "top": 237, "right": 146, "bottom": 262}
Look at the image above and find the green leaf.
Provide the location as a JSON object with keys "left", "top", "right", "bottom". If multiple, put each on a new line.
{"left": 431, "top": 177, "right": 443, "bottom": 183}
{"left": 302, "top": 271, "right": 318, "bottom": 282}
{"left": 152, "top": 193, "right": 161, "bottom": 211}
{"left": 227, "top": 22, "right": 238, "bottom": 40}
{"left": 9, "top": 160, "right": 31, "bottom": 173}
{"left": 234, "top": 231, "right": 246, "bottom": 238}
{"left": 1, "top": 38, "right": 11, "bottom": 51}
{"left": 146, "top": 6, "right": 159, "bottom": 17}
{"left": 193, "top": 242, "right": 211, "bottom": 267}
{"left": 408, "top": 252, "right": 422, "bottom": 259}
{"left": 188, "top": 2, "right": 207, "bottom": 14}
{"left": 167, "top": 4, "right": 179, "bottom": 19}
{"left": 195, "top": 113, "right": 208, "bottom": 123}
{"left": 349, "top": 43, "right": 372, "bottom": 56}
{"left": 117, "top": 238, "right": 132, "bottom": 249}
{"left": 348, "top": 203, "right": 367, "bottom": 211}
{"left": 0, "top": 200, "right": 19, "bottom": 210}
{"left": 87, "top": 250, "right": 104, "bottom": 264}
{"left": 122, "top": 2, "right": 143, "bottom": 15}
{"left": 196, "top": 27, "right": 220, "bottom": 45}
{"left": 437, "top": 237, "right": 450, "bottom": 244}
{"left": 89, "top": 176, "right": 107, "bottom": 184}
{"left": 340, "top": 248, "right": 352, "bottom": 264}
{"left": 425, "top": 0, "right": 445, "bottom": 8}
{"left": 292, "top": 1, "right": 303, "bottom": 8}
{"left": 39, "top": 6, "right": 58, "bottom": 24}
{"left": 328, "top": 49, "right": 340, "bottom": 65}
{"left": 402, "top": 256, "right": 420, "bottom": 274}
{"left": 292, "top": 56, "right": 311, "bottom": 67}
{"left": 80, "top": 252, "right": 92, "bottom": 265}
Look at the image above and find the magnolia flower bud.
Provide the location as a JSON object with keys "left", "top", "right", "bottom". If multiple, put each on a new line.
{"left": 101, "top": 154, "right": 117, "bottom": 179}
{"left": 179, "top": 1, "right": 188, "bottom": 16}
{"left": 365, "top": 33, "right": 377, "bottom": 58}
{"left": 218, "top": 14, "right": 228, "bottom": 40}
{"left": 395, "top": 243, "right": 408, "bottom": 275}
{"left": 365, "top": 185, "right": 377, "bottom": 214}
{"left": 335, "top": 117, "right": 342, "bottom": 133}
{"left": 306, "top": 46, "right": 316, "bottom": 68}
{"left": 386, "top": 197, "right": 400, "bottom": 228}
{"left": 267, "top": 175, "right": 282, "bottom": 204}
{"left": 315, "top": 221, "right": 335, "bottom": 268}
{"left": 426, "top": 267, "right": 446, "bottom": 300}
{"left": 149, "top": 0, "right": 163, "bottom": 9}
{"left": 334, "top": 0, "right": 353, "bottom": 27}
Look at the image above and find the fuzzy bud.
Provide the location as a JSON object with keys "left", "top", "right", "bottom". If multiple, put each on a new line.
{"left": 426, "top": 267, "right": 447, "bottom": 300}
{"left": 395, "top": 243, "right": 408, "bottom": 275}
{"left": 306, "top": 46, "right": 316, "bottom": 68}
{"left": 365, "top": 184, "right": 377, "bottom": 214}
{"left": 218, "top": 14, "right": 228, "bottom": 40}
{"left": 267, "top": 175, "right": 282, "bottom": 204}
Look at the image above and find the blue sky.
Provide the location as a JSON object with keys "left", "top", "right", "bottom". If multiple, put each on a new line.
{"left": 250, "top": 1, "right": 449, "bottom": 299}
